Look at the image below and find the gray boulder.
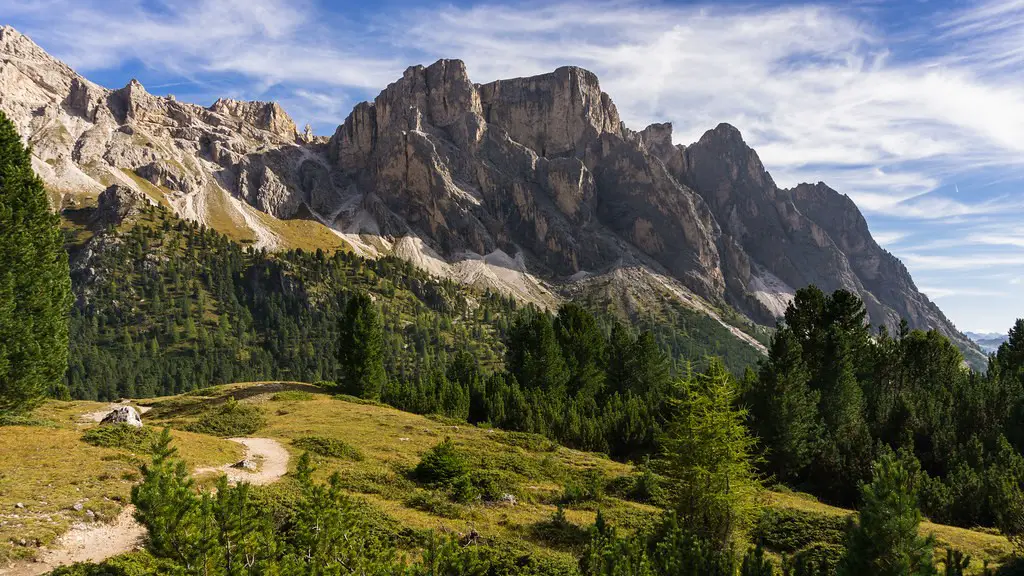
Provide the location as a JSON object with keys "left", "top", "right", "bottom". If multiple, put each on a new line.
{"left": 100, "top": 406, "right": 143, "bottom": 428}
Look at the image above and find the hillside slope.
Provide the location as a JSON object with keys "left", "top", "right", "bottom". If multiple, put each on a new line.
{"left": 0, "top": 25, "right": 985, "bottom": 368}
{"left": 0, "top": 382, "right": 1011, "bottom": 574}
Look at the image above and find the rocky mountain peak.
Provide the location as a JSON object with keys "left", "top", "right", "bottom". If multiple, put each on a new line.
{"left": 478, "top": 65, "right": 622, "bottom": 158}
{"left": 210, "top": 98, "right": 298, "bottom": 142}
{"left": 0, "top": 27, "right": 987, "bottom": 368}
{"left": 639, "top": 122, "right": 675, "bottom": 158}
{"left": 680, "top": 122, "right": 777, "bottom": 207}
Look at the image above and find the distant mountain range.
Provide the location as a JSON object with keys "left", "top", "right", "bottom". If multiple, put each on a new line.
{"left": 0, "top": 25, "right": 987, "bottom": 369}
{"left": 965, "top": 332, "right": 1010, "bottom": 354}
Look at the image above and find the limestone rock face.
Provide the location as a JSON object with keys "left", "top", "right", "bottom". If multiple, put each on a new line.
{"left": 0, "top": 25, "right": 984, "bottom": 366}
{"left": 91, "top": 184, "right": 154, "bottom": 228}
{"left": 478, "top": 66, "right": 623, "bottom": 158}
{"left": 210, "top": 98, "right": 297, "bottom": 142}
{"left": 100, "top": 406, "right": 143, "bottom": 428}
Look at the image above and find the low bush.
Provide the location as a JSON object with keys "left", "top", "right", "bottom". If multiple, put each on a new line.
{"left": 405, "top": 489, "right": 466, "bottom": 519}
{"left": 494, "top": 431, "right": 559, "bottom": 453}
{"left": 449, "top": 474, "right": 479, "bottom": 504}
{"left": 784, "top": 542, "right": 845, "bottom": 576}
{"left": 470, "top": 469, "right": 518, "bottom": 502}
{"left": 0, "top": 414, "right": 55, "bottom": 427}
{"left": 560, "top": 469, "right": 605, "bottom": 506}
{"left": 415, "top": 438, "right": 469, "bottom": 485}
{"left": 529, "top": 505, "right": 590, "bottom": 550}
{"left": 82, "top": 425, "right": 159, "bottom": 453}
{"left": 607, "top": 467, "right": 669, "bottom": 506}
{"left": 49, "top": 551, "right": 180, "bottom": 575}
{"left": 752, "top": 507, "right": 849, "bottom": 553}
{"left": 292, "top": 436, "right": 364, "bottom": 461}
{"left": 186, "top": 398, "right": 265, "bottom": 437}
{"left": 270, "top": 391, "right": 315, "bottom": 402}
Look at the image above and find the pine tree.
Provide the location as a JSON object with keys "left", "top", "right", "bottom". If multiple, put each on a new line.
{"left": 506, "top": 307, "right": 568, "bottom": 392}
{"left": 839, "top": 450, "right": 937, "bottom": 576}
{"left": 751, "top": 328, "right": 821, "bottom": 483}
{"left": 554, "top": 303, "right": 606, "bottom": 398}
{"left": 0, "top": 110, "right": 71, "bottom": 412}
{"left": 337, "top": 291, "right": 386, "bottom": 399}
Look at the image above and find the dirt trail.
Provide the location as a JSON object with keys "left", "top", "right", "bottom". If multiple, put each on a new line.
{"left": 1, "top": 426, "right": 288, "bottom": 575}
{"left": 194, "top": 437, "right": 290, "bottom": 486}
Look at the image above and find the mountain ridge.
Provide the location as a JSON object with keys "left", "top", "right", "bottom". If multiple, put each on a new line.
{"left": 0, "top": 25, "right": 985, "bottom": 368}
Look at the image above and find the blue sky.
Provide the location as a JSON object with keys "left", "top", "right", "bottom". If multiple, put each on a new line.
{"left": 4, "top": 0, "right": 1023, "bottom": 334}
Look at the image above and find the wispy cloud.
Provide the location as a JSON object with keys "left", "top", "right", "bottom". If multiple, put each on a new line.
{"left": 921, "top": 286, "right": 1010, "bottom": 299}
{"left": 902, "top": 252, "right": 1024, "bottom": 270}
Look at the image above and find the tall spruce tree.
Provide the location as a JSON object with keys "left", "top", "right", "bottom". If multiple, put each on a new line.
{"left": 0, "top": 110, "right": 71, "bottom": 412}
{"left": 554, "top": 302, "right": 606, "bottom": 398}
{"left": 337, "top": 291, "right": 386, "bottom": 399}
{"left": 506, "top": 307, "right": 568, "bottom": 392}
{"left": 751, "top": 327, "right": 821, "bottom": 483}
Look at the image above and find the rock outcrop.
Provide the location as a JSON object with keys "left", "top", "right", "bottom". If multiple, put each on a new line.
{"left": 100, "top": 406, "right": 143, "bottom": 428}
{"left": 0, "top": 26, "right": 985, "bottom": 366}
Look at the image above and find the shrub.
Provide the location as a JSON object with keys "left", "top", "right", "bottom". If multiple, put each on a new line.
{"left": 785, "top": 542, "right": 845, "bottom": 576}
{"left": 470, "top": 470, "right": 518, "bottom": 502}
{"left": 0, "top": 414, "right": 55, "bottom": 427}
{"left": 449, "top": 474, "right": 480, "bottom": 504}
{"left": 186, "top": 398, "right": 265, "bottom": 437}
{"left": 494, "top": 431, "right": 559, "bottom": 453}
{"left": 560, "top": 469, "right": 605, "bottom": 506}
{"left": 530, "top": 505, "right": 590, "bottom": 550}
{"left": 607, "top": 468, "right": 669, "bottom": 506}
{"left": 293, "top": 436, "right": 364, "bottom": 461}
{"left": 405, "top": 490, "right": 466, "bottom": 519}
{"left": 49, "top": 551, "right": 179, "bottom": 575}
{"left": 415, "top": 438, "right": 469, "bottom": 485}
{"left": 82, "top": 425, "right": 159, "bottom": 453}
{"left": 271, "top": 391, "right": 315, "bottom": 402}
{"left": 752, "top": 507, "right": 849, "bottom": 553}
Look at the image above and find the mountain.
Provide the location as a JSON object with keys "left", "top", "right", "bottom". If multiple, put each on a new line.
{"left": 0, "top": 25, "right": 986, "bottom": 368}
{"left": 966, "top": 331, "right": 1010, "bottom": 354}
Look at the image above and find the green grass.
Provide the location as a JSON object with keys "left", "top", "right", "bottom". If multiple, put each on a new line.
{"left": 271, "top": 391, "right": 316, "bottom": 402}
{"left": 293, "top": 436, "right": 364, "bottom": 461}
{"left": 0, "top": 400, "right": 243, "bottom": 564}
{"left": 1, "top": 383, "right": 1014, "bottom": 574}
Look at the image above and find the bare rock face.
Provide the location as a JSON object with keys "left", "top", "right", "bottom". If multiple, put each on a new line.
{"left": 100, "top": 406, "right": 143, "bottom": 428}
{"left": 479, "top": 66, "right": 623, "bottom": 158}
{"left": 91, "top": 184, "right": 154, "bottom": 228}
{"left": 210, "top": 98, "right": 297, "bottom": 143}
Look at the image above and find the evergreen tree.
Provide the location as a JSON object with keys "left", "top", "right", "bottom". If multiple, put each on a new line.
{"left": 751, "top": 328, "right": 821, "bottom": 483}
{"left": 554, "top": 302, "right": 606, "bottom": 398}
{"left": 839, "top": 450, "right": 937, "bottom": 576}
{"left": 506, "top": 307, "right": 568, "bottom": 393}
{"left": 658, "top": 359, "right": 761, "bottom": 548}
{"left": 337, "top": 291, "right": 386, "bottom": 399}
{"left": 0, "top": 110, "right": 71, "bottom": 412}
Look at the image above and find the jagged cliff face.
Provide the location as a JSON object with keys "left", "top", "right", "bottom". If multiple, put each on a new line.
{"left": 0, "top": 26, "right": 983, "bottom": 365}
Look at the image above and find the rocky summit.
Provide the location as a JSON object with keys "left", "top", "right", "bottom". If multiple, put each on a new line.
{"left": 0, "top": 25, "right": 984, "bottom": 366}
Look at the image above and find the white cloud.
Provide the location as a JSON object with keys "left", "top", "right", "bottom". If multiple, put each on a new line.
{"left": 871, "top": 230, "right": 910, "bottom": 246}
{"left": 901, "top": 252, "right": 1024, "bottom": 270}
{"left": 920, "top": 286, "right": 1010, "bottom": 299}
